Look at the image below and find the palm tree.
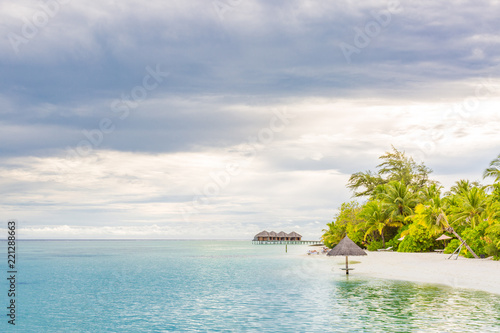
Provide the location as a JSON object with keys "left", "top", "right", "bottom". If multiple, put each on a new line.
{"left": 359, "top": 201, "right": 396, "bottom": 247}
{"left": 419, "top": 183, "right": 443, "bottom": 203}
{"left": 490, "top": 183, "right": 500, "bottom": 202}
{"left": 411, "top": 193, "right": 479, "bottom": 258}
{"left": 347, "top": 171, "right": 383, "bottom": 197}
{"left": 483, "top": 153, "right": 500, "bottom": 184}
{"left": 411, "top": 184, "right": 446, "bottom": 234}
{"left": 486, "top": 223, "right": 500, "bottom": 248}
{"left": 378, "top": 181, "right": 418, "bottom": 225}
{"left": 321, "top": 202, "right": 365, "bottom": 248}
{"left": 485, "top": 184, "right": 500, "bottom": 224}
{"left": 322, "top": 221, "right": 343, "bottom": 248}
{"left": 450, "top": 187, "right": 488, "bottom": 229}
{"left": 412, "top": 203, "right": 443, "bottom": 236}
{"left": 437, "top": 213, "right": 479, "bottom": 258}
{"left": 448, "top": 179, "right": 481, "bottom": 196}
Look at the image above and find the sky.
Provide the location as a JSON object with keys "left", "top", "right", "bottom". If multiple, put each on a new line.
{"left": 1, "top": 0, "right": 500, "bottom": 239}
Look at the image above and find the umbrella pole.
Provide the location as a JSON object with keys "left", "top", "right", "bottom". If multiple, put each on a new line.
{"left": 345, "top": 256, "right": 349, "bottom": 275}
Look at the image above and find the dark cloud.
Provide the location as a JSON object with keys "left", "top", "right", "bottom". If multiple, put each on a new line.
{"left": 3, "top": 0, "right": 500, "bottom": 110}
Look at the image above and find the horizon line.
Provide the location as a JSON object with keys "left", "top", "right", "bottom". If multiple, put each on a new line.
{"left": 0, "top": 238, "right": 252, "bottom": 241}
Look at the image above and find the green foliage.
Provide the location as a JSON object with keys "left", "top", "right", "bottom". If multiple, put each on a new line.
{"left": 347, "top": 146, "right": 435, "bottom": 198}
{"left": 449, "top": 187, "right": 488, "bottom": 229}
{"left": 384, "top": 238, "right": 398, "bottom": 251}
{"left": 346, "top": 171, "right": 383, "bottom": 198}
{"left": 346, "top": 222, "right": 366, "bottom": 248}
{"left": 447, "top": 179, "right": 482, "bottom": 196}
{"left": 489, "top": 183, "right": 500, "bottom": 203}
{"left": 325, "top": 148, "right": 500, "bottom": 259}
{"left": 483, "top": 153, "right": 500, "bottom": 183}
{"left": 485, "top": 243, "right": 499, "bottom": 259}
{"left": 322, "top": 223, "right": 342, "bottom": 249}
{"left": 359, "top": 200, "right": 390, "bottom": 246}
{"left": 386, "top": 225, "right": 409, "bottom": 251}
{"left": 444, "top": 239, "right": 461, "bottom": 254}
{"left": 461, "top": 222, "right": 488, "bottom": 258}
{"left": 366, "top": 240, "right": 384, "bottom": 251}
{"left": 377, "top": 146, "right": 433, "bottom": 188}
{"left": 384, "top": 227, "right": 401, "bottom": 244}
{"left": 485, "top": 223, "right": 500, "bottom": 259}
{"left": 322, "top": 201, "right": 365, "bottom": 248}
{"left": 377, "top": 181, "right": 418, "bottom": 225}
{"left": 397, "top": 224, "right": 439, "bottom": 252}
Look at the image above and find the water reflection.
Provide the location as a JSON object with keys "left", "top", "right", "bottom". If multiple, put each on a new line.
{"left": 330, "top": 277, "right": 500, "bottom": 332}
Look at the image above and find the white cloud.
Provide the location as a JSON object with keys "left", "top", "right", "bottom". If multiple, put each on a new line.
{"left": 2, "top": 0, "right": 500, "bottom": 239}
{"left": 2, "top": 91, "right": 500, "bottom": 238}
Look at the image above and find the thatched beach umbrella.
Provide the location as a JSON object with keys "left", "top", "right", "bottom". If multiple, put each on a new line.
{"left": 436, "top": 234, "right": 452, "bottom": 247}
{"left": 327, "top": 236, "right": 367, "bottom": 275}
{"left": 436, "top": 234, "right": 452, "bottom": 241}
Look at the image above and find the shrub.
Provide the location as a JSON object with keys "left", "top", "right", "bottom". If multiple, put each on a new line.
{"left": 398, "top": 223, "right": 439, "bottom": 252}
{"left": 461, "top": 223, "right": 488, "bottom": 258}
{"left": 444, "top": 239, "right": 461, "bottom": 254}
{"left": 366, "top": 240, "right": 384, "bottom": 251}
{"left": 485, "top": 222, "right": 500, "bottom": 260}
{"left": 346, "top": 223, "right": 366, "bottom": 248}
{"left": 485, "top": 243, "right": 500, "bottom": 259}
{"left": 387, "top": 225, "right": 409, "bottom": 251}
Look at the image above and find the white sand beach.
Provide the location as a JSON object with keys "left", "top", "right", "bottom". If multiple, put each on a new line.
{"left": 305, "top": 250, "right": 500, "bottom": 295}
{"left": 355, "top": 252, "right": 500, "bottom": 295}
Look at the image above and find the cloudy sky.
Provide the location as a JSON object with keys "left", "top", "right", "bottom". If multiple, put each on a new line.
{"left": 2, "top": 0, "right": 500, "bottom": 239}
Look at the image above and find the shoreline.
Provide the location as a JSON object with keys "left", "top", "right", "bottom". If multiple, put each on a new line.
{"left": 305, "top": 250, "right": 500, "bottom": 295}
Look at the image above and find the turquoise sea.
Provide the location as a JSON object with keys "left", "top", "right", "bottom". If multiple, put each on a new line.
{"left": 2, "top": 240, "right": 500, "bottom": 332}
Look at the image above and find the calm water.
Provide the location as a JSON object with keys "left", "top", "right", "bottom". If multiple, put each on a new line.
{"left": 2, "top": 240, "right": 500, "bottom": 332}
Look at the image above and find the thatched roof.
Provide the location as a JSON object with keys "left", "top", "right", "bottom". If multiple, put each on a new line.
{"left": 436, "top": 234, "right": 452, "bottom": 241}
{"left": 255, "top": 230, "right": 269, "bottom": 237}
{"left": 277, "top": 231, "right": 287, "bottom": 238}
{"left": 287, "top": 231, "right": 302, "bottom": 238}
{"left": 327, "top": 236, "right": 367, "bottom": 256}
{"left": 269, "top": 231, "right": 277, "bottom": 237}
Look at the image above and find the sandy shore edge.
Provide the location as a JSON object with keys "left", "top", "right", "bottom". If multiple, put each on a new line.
{"left": 304, "top": 250, "right": 500, "bottom": 295}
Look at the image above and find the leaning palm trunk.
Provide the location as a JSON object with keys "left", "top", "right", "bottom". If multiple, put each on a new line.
{"left": 444, "top": 226, "right": 479, "bottom": 259}
{"left": 439, "top": 214, "right": 479, "bottom": 259}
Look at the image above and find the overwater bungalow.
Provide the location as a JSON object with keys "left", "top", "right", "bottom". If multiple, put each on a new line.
{"left": 254, "top": 230, "right": 270, "bottom": 241}
{"left": 287, "top": 231, "right": 302, "bottom": 241}
{"left": 253, "top": 230, "right": 302, "bottom": 241}
{"left": 252, "top": 230, "right": 321, "bottom": 244}
{"left": 277, "top": 231, "right": 288, "bottom": 240}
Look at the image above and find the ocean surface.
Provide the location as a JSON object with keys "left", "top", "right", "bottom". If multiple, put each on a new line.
{"left": 2, "top": 240, "right": 500, "bottom": 332}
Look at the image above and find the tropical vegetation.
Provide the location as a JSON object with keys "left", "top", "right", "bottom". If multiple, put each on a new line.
{"left": 322, "top": 147, "right": 500, "bottom": 259}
